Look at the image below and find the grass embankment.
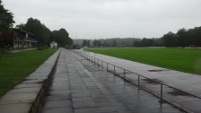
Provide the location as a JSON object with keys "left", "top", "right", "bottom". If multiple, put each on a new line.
{"left": 87, "top": 48, "right": 201, "bottom": 75}
{"left": 0, "top": 48, "right": 58, "bottom": 97}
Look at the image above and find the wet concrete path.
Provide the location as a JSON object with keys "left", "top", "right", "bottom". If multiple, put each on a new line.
{"left": 39, "top": 50, "right": 183, "bottom": 113}
{"left": 78, "top": 50, "right": 201, "bottom": 113}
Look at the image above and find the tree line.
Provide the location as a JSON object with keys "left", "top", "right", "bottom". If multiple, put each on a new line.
{"left": 16, "top": 18, "right": 73, "bottom": 47}
{"left": 162, "top": 27, "right": 201, "bottom": 47}
{"left": 0, "top": 0, "right": 73, "bottom": 48}
{"left": 1, "top": 0, "right": 200, "bottom": 48}
{"left": 80, "top": 26, "right": 201, "bottom": 48}
{"left": 0, "top": 0, "right": 14, "bottom": 33}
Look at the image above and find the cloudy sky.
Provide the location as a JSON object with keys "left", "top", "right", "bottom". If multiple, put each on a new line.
{"left": 3, "top": 0, "right": 201, "bottom": 39}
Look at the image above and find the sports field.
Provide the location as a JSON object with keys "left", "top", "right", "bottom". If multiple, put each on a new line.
{"left": 86, "top": 48, "right": 201, "bottom": 75}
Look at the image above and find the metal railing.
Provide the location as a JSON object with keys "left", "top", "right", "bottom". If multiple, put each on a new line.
{"left": 74, "top": 50, "right": 201, "bottom": 113}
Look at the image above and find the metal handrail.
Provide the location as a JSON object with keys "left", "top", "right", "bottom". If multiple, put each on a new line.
{"left": 74, "top": 50, "right": 201, "bottom": 103}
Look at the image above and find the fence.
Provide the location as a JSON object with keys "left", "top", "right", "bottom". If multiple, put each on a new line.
{"left": 75, "top": 50, "right": 201, "bottom": 113}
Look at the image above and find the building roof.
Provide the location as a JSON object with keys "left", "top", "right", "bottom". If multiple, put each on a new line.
{"left": 13, "top": 28, "right": 34, "bottom": 35}
{"left": 50, "top": 41, "right": 58, "bottom": 44}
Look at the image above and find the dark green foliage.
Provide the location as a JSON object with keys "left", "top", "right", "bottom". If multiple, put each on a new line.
{"left": 162, "top": 32, "right": 178, "bottom": 47}
{"left": 132, "top": 26, "right": 201, "bottom": 47}
{"left": 15, "top": 18, "right": 50, "bottom": 45}
{"left": 112, "top": 40, "right": 116, "bottom": 47}
{"left": 87, "top": 40, "right": 90, "bottom": 47}
{"left": 188, "top": 27, "right": 201, "bottom": 46}
{"left": 93, "top": 40, "right": 102, "bottom": 47}
{"left": 82, "top": 40, "right": 90, "bottom": 47}
{"left": 0, "top": 0, "right": 15, "bottom": 33}
{"left": 15, "top": 18, "right": 73, "bottom": 47}
{"left": 177, "top": 28, "right": 188, "bottom": 47}
{"left": 15, "top": 23, "right": 25, "bottom": 29}
{"left": 162, "top": 27, "right": 201, "bottom": 47}
{"left": 50, "top": 28, "right": 72, "bottom": 47}
{"left": 82, "top": 40, "right": 88, "bottom": 46}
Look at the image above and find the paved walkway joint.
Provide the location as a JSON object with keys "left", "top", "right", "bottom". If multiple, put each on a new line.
{"left": 39, "top": 49, "right": 184, "bottom": 113}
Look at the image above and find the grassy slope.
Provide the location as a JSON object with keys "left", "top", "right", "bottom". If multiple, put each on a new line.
{"left": 0, "top": 48, "right": 58, "bottom": 97}
{"left": 87, "top": 48, "right": 201, "bottom": 75}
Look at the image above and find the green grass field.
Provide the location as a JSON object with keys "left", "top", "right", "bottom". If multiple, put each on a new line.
{"left": 0, "top": 48, "right": 58, "bottom": 97}
{"left": 87, "top": 48, "right": 201, "bottom": 75}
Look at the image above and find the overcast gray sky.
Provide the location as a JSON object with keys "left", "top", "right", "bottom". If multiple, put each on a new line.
{"left": 3, "top": 0, "right": 201, "bottom": 39}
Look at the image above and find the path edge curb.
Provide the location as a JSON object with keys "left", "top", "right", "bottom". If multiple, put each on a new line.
{"left": 28, "top": 48, "right": 62, "bottom": 113}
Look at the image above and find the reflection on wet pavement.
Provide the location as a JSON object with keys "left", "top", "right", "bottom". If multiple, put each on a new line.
{"left": 39, "top": 50, "right": 183, "bottom": 113}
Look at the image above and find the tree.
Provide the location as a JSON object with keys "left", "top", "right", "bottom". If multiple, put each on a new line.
{"left": 0, "top": 0, "right": 15, "bottom": 33}
{"left": 23, "top": 18, "right": 50, "bottom": 45}
{"left": 188, "top": 27, "right": 201, "bottom": 46}
{"left": 15, "top": 23, "right": 25, "bottom": 29}
{"left": 67, "top": 37, "right": 73, "bottom": 45}
{"left": 50, "top": 28, "right": 72, "bottom": 47}
{"left": 87, "top": 40, "right": 90, "bottom": 47}
{"left": 141, "top": 38, "right": 155, "bottom": 47}
{"left": 162, "top": 32, "right": 178, "bottom": 47}
{"left": 82, "top": 40, "right": 88, "bottom": 46}
{"left": 112, "top": 40, "right": 116, "bottom": 47}
{"left": 103, "top": 40, "right": 110, "bottom": 47}
{"left": 16, "top": 17, "right": 73, "bottom": 47}
{"left": 176, "top": 28, "right": 188, "bottom": 47}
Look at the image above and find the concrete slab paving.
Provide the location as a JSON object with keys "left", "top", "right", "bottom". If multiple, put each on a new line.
{"left": 39, "top": 50, "right": 183, "bottom": 113}
{"left": 0, "top": 103, "right": 31, "bottom": 113}
{"left": 76, "top": 49, "right": 201, "bottom": 113}
{"left": 83, "top": 50, "right": 201, "bottom": 96}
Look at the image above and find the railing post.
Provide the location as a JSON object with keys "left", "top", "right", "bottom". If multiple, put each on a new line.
{"left": 102, "top": 61, "right": 103, "bottom": 69}
{"left": 98, "top": 59, "right": 99, "bottom": 66}
{"left": 138, "top": 75, "right": 140, "bottom": 88}
{"left": 94, "top": 57, "right": 95, "bottom": 64}
{"left": 160, "top": 83, "right": 163, "bottom": 103}
{"left": 107, "top": 63, "right": 108, "bottom": 71}
{"left": 114, "top": 65, "right": 116, "bottom": 75}
{"left": 124, "top": 69, "right": 126, "bottom": 79}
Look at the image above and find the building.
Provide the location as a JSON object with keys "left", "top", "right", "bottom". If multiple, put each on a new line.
{"left": 1, "top": 28, "right": 38, "bottom": 49}
{"left": 50, "top": 41, "right": 58, "bottom": 48}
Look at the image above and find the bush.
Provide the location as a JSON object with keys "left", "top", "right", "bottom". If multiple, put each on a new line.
{"left": 37, "top": 44, "right": 44, "bottom": 50}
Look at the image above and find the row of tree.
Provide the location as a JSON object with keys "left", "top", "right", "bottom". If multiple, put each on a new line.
{"left": 163, "top": 27, "right": 201, "bottom": 47}
{"left": 135, "top": 27, "right": 201, "bottom": 47}
{"left": 16, "top": 18, "right": 73, "bottom": 47}
{"left": 79, "top": 26, "right": 201, "bottom": 47}
{"left": 79, "top": 38, "right": 135, "bottom": 47}
{"left": 0, "top": 0, "right": 73, "bottom": 47}
{"left": 80, "top": 38, "right": 137, "bottom": 47}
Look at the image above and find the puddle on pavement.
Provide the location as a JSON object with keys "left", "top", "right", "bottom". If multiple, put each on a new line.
{"left": 168, "top": 90, "right": 192, "bottom": 97}
{"left": 37, "top": 80, "right": 46, "bottom": 84}
{"left": 143, "top": 78, "right": 162, "bottom": 84}
{"left": 148, "top": 69, "right": 169, "bottom": 72}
